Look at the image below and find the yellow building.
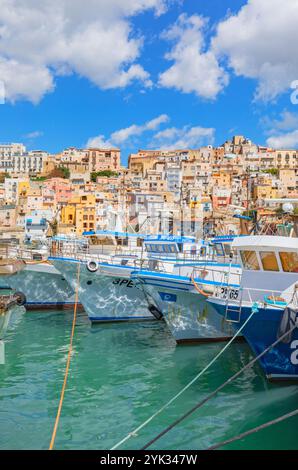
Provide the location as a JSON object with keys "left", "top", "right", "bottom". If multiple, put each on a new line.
{"left": 60, "top": 194, "right": 96, "bottom": 235}
{"left": 211, "top": 171, "right": 232, "bottom": 188}
{"left": 275, "top": 150, "right": 297, "bottom": 169}
{"left": 279, "top": 169, "right": 298, "bottom": 197}
{"left": 253, "top": 184, "right": 279, "bottom": 201}
{"left": 18, "top": 181, "right": 30, "bottom": 197}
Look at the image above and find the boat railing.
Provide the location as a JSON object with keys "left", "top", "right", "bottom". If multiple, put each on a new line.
{"left": 0, "top": 244, "right": 49, "bottom": 262}
{"left": 191, "top": 261, "right": 240, "bottom": 285}
{"left": 211, "top": 280, "right": 298, "bottom": 323}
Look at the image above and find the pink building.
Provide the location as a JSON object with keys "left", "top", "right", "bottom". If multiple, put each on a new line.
{"left": 43, "top": 178, "right": 73, "bottom": 204}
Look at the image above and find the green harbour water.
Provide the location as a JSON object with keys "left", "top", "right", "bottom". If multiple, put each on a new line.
{"left": 0, "top": 308, "right": 298, "bottom": 450}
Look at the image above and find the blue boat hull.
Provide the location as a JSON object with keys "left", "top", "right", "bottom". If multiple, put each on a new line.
{"left": 211, "top": 302, "right": 298, "bottom": 380}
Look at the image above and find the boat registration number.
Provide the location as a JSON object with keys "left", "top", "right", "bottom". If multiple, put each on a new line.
{"left": 219, "top": 287, "right": 239, "bottom": 300}
{"left": 112, "top": 278, "right": 135, "bottom": 288}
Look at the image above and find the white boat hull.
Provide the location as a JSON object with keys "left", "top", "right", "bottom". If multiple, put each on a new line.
{"left": 2, "top": 262, "right": 77, "bottom": 310}
{"left": 140, "top": 282, "right": 235, "bottom": 343}
{"left": 50, "top": 259, "right": 159, "bottom": 322}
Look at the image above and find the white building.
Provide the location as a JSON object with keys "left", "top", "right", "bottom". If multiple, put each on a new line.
{"left": 0, "top": 143, "right": 48, "bottom": 175}
{"left": 165, "top": 165, "right": 182, "bottom": 199}
{"left": 25, "top": 209, "right": 53, "bottom": 243}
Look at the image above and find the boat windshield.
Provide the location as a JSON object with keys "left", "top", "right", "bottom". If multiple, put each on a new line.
{"left": 240, "top": 250, "right": 260, "bottom": 270}
{"left": 279, "top": 251, "right": 298, "bottom": 273}
{"left": 259, "top": 251, "right": 279, "bottom": 272}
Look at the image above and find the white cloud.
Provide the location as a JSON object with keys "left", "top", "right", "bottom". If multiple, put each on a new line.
{"left": 86, "top": 135, "right": 114, "bottom": 149}
{"left": 267, "top": 131, "right": 298, "bottom": 149}
{"left": 0, "top": 58, "right": 54, "bottom": 104}
{"left": 24, "top": 130, "right": 44, "bottom": 139}
{"left": 159, "top": 14, "right": 229, "bottom": 100}
{"left": 0, "top": 0, "right": 169, "bottom": 102}
{"left": 265, "top": 111, "right": 298, "bottom": 132}
{"left": 212, "top": 0, "right": 298, "bottom": 101}
{"left": 262, "top": 110, "right": 298, "bottom": 148}
{"left": 111, "top": 114, "right": 169, "bottom": 144}
{"left": 87, "top": 114, "right": 169, "bottom": 148}
{"left": 151, "top": 125, "right": 215, "bottom": 149}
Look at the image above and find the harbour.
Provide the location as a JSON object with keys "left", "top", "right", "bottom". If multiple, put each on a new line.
{"left": 1, "top": 308, "right": 298, "bottom": 450}
{"left": 0, "top": 225, "right": 297, "bottom": 451}
{"left": 0, "top": 0, "right": 298, "bottom": 456}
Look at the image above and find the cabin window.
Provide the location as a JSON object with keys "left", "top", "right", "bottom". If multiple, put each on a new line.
{"left": 240, "top": 250, "right": 260, "bottom": 270}
{"left": 214, "top": 244, "right": 224, "bottom": 256}
{"left": 259, "top": 251, "right": 279, "bottom": 271}
{"left": 223, "top": 244, "right": 231, "bottom": 257}
{"left": 279, "top": 252, "right": 298, "bottom": 273}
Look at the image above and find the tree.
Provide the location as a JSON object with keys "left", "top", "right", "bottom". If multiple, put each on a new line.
{"left": 91, "top": 170, "right": 118, "bottom": 182}
{"left": 262, "top": 168, "right": 279, "bottom": 176}
{"left": 49, "top": 166, "right": 70, "bottom": 179}
{"left": 0, "top": 172, "right": 10, "bottom": 183}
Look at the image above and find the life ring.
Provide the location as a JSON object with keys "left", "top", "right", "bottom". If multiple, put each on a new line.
{"left": 191, "top": 274, "right": 212, "bottom": 298}
{"left": 86, "top": 260, "right": 99, "bottom": 273}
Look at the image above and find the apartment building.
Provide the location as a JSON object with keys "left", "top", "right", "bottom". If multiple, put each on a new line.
{"left": 87, "top": 148, "right": 121, "bottom": 172}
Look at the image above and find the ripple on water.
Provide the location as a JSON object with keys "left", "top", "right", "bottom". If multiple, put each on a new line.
{"left": 0, "top": 310, "right": 297, "bottom": 450}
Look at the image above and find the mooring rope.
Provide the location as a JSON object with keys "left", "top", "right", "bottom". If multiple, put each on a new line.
{"left": 111, "top": 308, "right": 256, "bottom": 450}
{"left": 140, "top": 321, "right": 298, "bottom": 450}
{"left": 207, "top": 408, "right": 298, "bottom": 450}
{"left": 49, "top": 262, "right": 81, "bottom": 450}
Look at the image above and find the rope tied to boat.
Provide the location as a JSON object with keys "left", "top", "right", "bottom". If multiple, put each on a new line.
{"left": 111, "top": 308, "right": 256, "bottom": 450}
{"left": 140, "top": 320, "right": 298, "bottom": 450}
{"left": 49, "top": 262, "right": 81, "bottom": 450}
{"left": 207, "top": 408, "right": 298, "bottom": 450}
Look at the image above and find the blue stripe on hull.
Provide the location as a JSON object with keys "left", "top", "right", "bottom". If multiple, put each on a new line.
{"left": 89, "top": 315, "right": 156, "bottom": 323}
{"left": 26, "top": 301, "right": 76, "bottom": 305}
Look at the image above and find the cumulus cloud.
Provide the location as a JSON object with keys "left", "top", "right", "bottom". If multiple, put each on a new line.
{"left": 0, "top": 0, "right": 168, "bottom": 102}
{"left": 212, "top": 0, "right": 298, "bottom": 101}
{"left": 159, "top": 1, "right": 298, "bottom": 102}
{"left": 24, "top": 130, "right": 44, "bottom": 139}
{"left": 263, "top": 111, "right": 298, "bottom": 133}
{"left": 86, "top": 135, "right": 114, "bottom": 149}
{"left": 159, "top": 14, "right": 228, "bottom": 100}
{"left": 264, "top": 110, "right": 298, "bottom": 149}
{"left": 151, "top": 125, "right": 215, "bottom": 149}
{"left": 267, "top": 131, "right": 298, "bottom": 149}
{"left": 87, "top": 114, "right": 169, "bottom": 148}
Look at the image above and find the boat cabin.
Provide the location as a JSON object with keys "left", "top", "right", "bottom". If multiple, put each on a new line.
{"left": 232, "top": 235, "right": 298, "bottom": 294}
{"left": 209, "top": 235, "right": 244, "bottom": 262}
{"left": 144, "top": 235, "right": 206, "bottom": 259}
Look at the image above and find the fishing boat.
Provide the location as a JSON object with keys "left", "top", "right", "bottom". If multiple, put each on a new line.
{"left": 131, "top": 258, "right": 241, "bottom": 343}
{"left": 48, "top": 234, "right": 211, "bottom": 323}
{"left": 1, "top": 240, "right": 85, "bottom": 310}
{"left": 0, "top": 257, "right": 26, "bottom": 365}
{"left": 208, "top": 236, "right": 298, "bottom": 381}
{"left": 0, "top": 291, "right": 26, "bottom": 340}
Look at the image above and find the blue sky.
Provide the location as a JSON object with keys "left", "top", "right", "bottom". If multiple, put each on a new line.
{"left": 0, "top": 0, "right": 298, "bottom": 164}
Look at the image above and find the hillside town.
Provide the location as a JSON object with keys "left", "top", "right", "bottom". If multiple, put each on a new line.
{"left": 0, "top": 135, "right": 297, "bottom": 243}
